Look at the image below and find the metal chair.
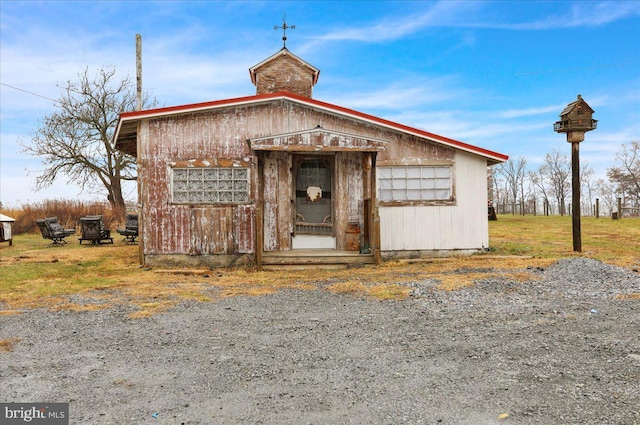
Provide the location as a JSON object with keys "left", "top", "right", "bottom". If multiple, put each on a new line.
{"left": 79, "top": 216, "right": 113, "bottom": 245}
{"left": 116, "top": 214, "right": 138, "bottom": 244}
{"left": 36, "top": 219, "right": 68, "bottom": 247}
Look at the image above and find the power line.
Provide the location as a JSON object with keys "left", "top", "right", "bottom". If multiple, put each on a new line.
{"left": 0, "top": 82, "right": 58, "bottom": 103}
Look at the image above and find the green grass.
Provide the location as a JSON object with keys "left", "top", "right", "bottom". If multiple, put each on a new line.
{"left": 489, "top": 214, "right": 640, "bottom": 268}
{"left": 0, "top": 233, "right": 140, "bottom": 309}
{"left": 1, "top": 215, "right": 638, "bottom": 316}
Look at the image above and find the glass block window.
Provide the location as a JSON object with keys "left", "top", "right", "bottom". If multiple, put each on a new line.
{"left": 172, "top": 167, "right": 249, "bottom": 204}
{"left": 378, "top": 166, "right": 451, "bottom": 202}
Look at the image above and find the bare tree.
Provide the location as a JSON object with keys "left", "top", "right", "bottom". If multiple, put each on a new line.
{"left": 496, "top": 157, "right": 527, "bottom": 214}
{"left": 540, "top": 150, "right": 571, "bottom": 215}
{"left": 21, "top": 67, "right": 156, "bottom": 211}
{"left": 581, "top": 161, "right": 595, "bottom": 215}
{"left": 607, "top": 140, "right": 640, "bottom": 209}
{"left": 529, "top": 169, "right": 552, "bottom": 215}
{"left": 594, "top": 178, "right": 618, "bottom": 215}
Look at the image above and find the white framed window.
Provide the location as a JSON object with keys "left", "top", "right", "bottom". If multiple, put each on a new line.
{"left": 378, "top": 166, "right": 452, "bottom": 202}
{"left": 171, "top": 167, "right": 249, "bottom": 204}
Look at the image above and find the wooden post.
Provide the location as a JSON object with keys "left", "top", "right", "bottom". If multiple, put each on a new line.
{"left": 618, "top": 197, "right": 622, "bottom": 219}
{"left": 571, "top": 141, "right": 581, "bottom": 252}
{"left": 136, "top": 34, "right": 142, "bottom": 111}
{"left": 554, "top": 95, "right": 596, "bottom": 252}
{"left": 372, "top": 153, "right": 381, "bottom": 265}
{"left": 135, "top": 34, "right": 143, "bottom": 266}
{"left": 255, "top": 152, "right": 264, "bottom": 269}
{"left": 595, "top": 198, "right": 599, "bottom": 219}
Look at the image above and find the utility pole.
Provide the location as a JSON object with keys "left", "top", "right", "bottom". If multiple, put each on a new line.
{"left": 136, "top": 34, "right": 142, "bottom": 111}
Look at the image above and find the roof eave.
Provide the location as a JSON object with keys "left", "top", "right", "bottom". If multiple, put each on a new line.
{"left": 113, "top": 92, "right": 509, "bottom": 164}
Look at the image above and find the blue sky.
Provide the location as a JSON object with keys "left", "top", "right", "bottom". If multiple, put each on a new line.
{"left": 1, "top": 0, "right": 639, "bottom": 207}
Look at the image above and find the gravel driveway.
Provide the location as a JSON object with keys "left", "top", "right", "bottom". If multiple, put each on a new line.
{"left": 2, "top": 257, "right": 639, "bottom": 424}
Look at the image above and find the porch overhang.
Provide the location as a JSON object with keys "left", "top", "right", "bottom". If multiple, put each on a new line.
{"left": 115, "top": 120, "right": 139, "bottom": 157}
{"left": 248, "top": 127, "right": 389, "bottom": 152}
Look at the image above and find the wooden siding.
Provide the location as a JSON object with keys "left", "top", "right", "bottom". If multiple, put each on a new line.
{"left": 377, "top": 132, "right": 454, "bottom": 166}
{"left": 253, "top": 54, "right": 316, "bottom": 98}
{"left": 250, "top": 128, "right": 388, "bottom": 152}
{"left": 379, "top": 151, "right": 489, "bottom": 251}
{"left": 334, "top": 152, "right": 364, "bottom": 250}
{"left": 137, "top": 99, "right": 490, "bottom": 263}
{"left": 138, "top": 108, "right": 264, "bottom": 257}
{"left": 137, "top": 101, "right": 386, "bottom": 258}
{"left": 262, "top": 151, "right": 292, "bottom": 251}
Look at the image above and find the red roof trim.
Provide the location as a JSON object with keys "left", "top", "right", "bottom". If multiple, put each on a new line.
{"left": 117, "top": 92, "right": 508, "bottom": 162}
{"left": 119, "top": 93, "right": 281, "bottom": 119}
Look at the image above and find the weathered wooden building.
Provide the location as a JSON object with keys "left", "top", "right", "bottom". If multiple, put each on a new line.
{"left": 114, "top": 48, "right": 508, "bottom": 268}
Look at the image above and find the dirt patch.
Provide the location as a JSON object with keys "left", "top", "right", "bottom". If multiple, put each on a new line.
{"left": 1, "top": 258, "right": 638, "bottom": 424}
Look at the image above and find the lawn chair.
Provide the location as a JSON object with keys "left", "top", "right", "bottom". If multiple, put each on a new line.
{"left": 116, "top": 214, "right": 138, "bottom": 244}
{"left": 45, "top": 217, "right": 76, "bottom": 237}
{"left": 36, "top": 218, "right": 70, "bottom": 247}
{"left": 79, "top": 215, "right": 113, "bottom": 245}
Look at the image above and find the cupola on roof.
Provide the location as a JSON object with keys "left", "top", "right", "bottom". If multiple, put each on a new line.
{"left": 249, "top": 47, "right": 320, "bottom": 98}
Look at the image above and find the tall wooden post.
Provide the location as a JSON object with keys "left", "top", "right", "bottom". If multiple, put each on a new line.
{"left": 618, "top": 197, "right": 622, "bottom": 219}
{"left": 136, "top": 34, "right": 142, "bottom": 111}
{"left": 554, "top": 94, "right": 596, "bottom": 253}
{"left": 571, "top": 141, "right": 581, "bottom": 251}
{"left": 135, "top": 34, "right": 144, "bottom": 265}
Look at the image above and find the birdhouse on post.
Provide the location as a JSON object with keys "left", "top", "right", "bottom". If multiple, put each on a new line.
{"left": 554, "top": 94, "right": 596, "bottom": 252}
{"left": 554, "top": 94, "right": 597, "bottom": 142}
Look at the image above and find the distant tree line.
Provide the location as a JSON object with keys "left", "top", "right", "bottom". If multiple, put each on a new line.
{"left": 491, "top": 140, "right": 640, "bottom": 218}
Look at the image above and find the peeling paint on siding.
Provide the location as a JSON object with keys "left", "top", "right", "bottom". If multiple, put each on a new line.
{"left": 138, "top": 99, "right": 481, "bottom": 265}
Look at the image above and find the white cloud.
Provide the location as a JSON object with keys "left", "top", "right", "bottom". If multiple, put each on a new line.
{"left": 503, "top": 1, "right": 640, "bottom": 30}
{"left": 499, "top": 105, "right": 566, "bottom": 119}
{"left": 299, "top": 0, "right": 640, "bottom": 54}
{"left": 298, "top": 0, "right": 482, "bottom": 51}
{"left": 326, "top": 77, "right": 463, "bottom": 111}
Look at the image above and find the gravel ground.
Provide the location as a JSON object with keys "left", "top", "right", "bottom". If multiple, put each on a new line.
{"left": 1, "top": 257, "right": 639, "bottom": 425}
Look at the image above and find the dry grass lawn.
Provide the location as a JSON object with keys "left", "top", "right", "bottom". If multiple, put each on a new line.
{"left": 1, "top": 215, "right": 638, "bottom": 318}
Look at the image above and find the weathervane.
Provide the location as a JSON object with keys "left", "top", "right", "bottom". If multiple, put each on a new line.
{"left": 274, "top": 14, "right": 295, "bottom": 48}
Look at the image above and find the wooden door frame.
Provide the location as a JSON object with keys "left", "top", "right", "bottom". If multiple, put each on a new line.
{"left": 255, "top": 150, "right": 380, "bottom": 268}
{"left": 292, "top": 154, "right": 336, "bottom": 238}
